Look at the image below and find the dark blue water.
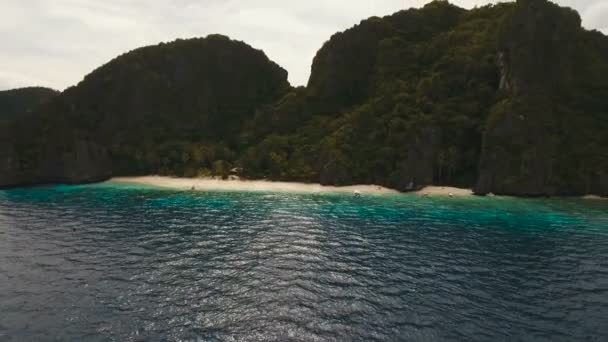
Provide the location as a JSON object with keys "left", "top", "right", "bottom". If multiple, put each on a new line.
{"left": 1, "top": 183, "right": 607, "bottom": 341}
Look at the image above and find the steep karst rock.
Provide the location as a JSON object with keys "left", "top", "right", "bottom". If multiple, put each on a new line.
{"left": 0, "top": 35, "right": 290, "bottom": 187}
{"left": 0, "top": 87, "right": 58, "bottom": 122}
{"left": 1, "top": 0, "right": 607, "bottom": 196}
{"left": 475, "top": 0, "right": 608, "bottom": 196}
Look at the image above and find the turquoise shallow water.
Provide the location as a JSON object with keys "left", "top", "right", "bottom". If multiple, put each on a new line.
{"left": 0, "top": 183, "right": 607, "bottom": 341}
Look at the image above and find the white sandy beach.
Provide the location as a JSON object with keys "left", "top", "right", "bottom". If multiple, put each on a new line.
{"left": 415, "top": 186, "right": 474, "bottom": 197}
{"left": 582, "top": 195, "right": 608, "bottom": 200}
{"left": 109, "top": 176, "right": 606, "bottom": 199}
{"left": 111, "top": 175, "right": 477, "bottom": 196}
{"left": 111, "top": 176, "right": 400, "bottom": 194}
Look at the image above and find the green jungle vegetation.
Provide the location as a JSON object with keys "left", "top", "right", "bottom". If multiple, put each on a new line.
{"left": 1, "top": 0, "right": 607, "bottom": 196}
{"left": 0, "top": 87, "right": 58, "bottom": 122}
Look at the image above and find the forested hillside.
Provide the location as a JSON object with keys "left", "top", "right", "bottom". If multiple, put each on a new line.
{"left": 0, "top": 35, "right": 290, "bottom": 186}
{"left": 1, "top": 0, "right": 607, "bottom": 196}
{"left": 241, "top": 0, "right": 608, "bottom": 195}
{"left": 0, "top": 87, "right": 58, "bottom": 122}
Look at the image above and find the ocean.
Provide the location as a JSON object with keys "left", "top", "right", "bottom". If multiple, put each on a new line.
{"left": 1, "top": 183, "right": 607, "bottom": 341}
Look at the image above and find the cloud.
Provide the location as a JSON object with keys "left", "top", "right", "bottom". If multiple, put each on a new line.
{"left": 1, "top": 0, "right": 606, "bottom": 91}
{"left": 579, "top": 1, "right": 608, "bottom": 33}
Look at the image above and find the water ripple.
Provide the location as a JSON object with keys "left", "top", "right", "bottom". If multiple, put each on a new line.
{"left": 0, "top": 184, "right": 607, "bottom": 341}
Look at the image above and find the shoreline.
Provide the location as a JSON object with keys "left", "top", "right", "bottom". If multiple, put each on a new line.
{"left": 415, "top": 186, "right": 474, "bottom": 197}
{"left": 109, "top": 176, "right": 606, "bottom": 199}
{"left": 111, "top": 176, "right": 400, "bottom": 195}
{"left": 111, "top": 176, "right": 473, "bottom": 196}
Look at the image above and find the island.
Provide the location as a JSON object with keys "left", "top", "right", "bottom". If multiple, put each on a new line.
{"left": 1, "top": 0, "right": 607, "bottom": 197}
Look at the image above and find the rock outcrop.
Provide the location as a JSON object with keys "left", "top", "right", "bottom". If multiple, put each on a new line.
{"left": 393, "top": 127, "right": 441, "bottom": 191}
{"left": 0, "top": 35, "right": 290, "bottom": 188}
{"left": 1, "top": 0, "right": 607, "bottom": 196}
{"left": 475, "top": 0, "right": 608, "bottom": 196}
{"left": 0, "top": 87, "right": 58, "bottom": 122}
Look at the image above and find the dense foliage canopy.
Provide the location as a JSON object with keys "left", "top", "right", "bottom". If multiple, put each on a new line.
{"left": 242, "top": 0, "right": 608, "bottom": 195}
{"left": 0, "top": 87, "right": 58, "bottom": 122}
{"left": 1, "top": 0, "right": 607, "bottom": 196}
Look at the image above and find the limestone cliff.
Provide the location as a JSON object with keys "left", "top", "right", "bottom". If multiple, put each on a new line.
{"left": 475, "top": 0, "right": 608, "bottom": 196}
{"left": 1, "top": 1, "right": 607, "bottom": 196}
{"left": 0, "top": 87, "right": 58, "bottom": 122}
{"left": 0, "top": 35, "right": 290, "bottom": 188}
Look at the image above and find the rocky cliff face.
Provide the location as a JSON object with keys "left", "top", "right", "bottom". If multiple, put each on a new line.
{"left": 306, "top": 2, "right": 464, "bottom": 115}
{"left": 393, "top": 127, "right": 441, "bottom": 191}
{"left": 476, "top": 98, "right": 560, "bottom": 195}
{"left": 475, "top": 0, "right": 608, "bottom": 196}
{"left": 0, "top": 117, "right": 112, "bottom": 187}
{"left": 2, "top": 0, "right": 606, "bottom": 196}
{"left": 307, "top": 18, "right": 396, "bottom": 114}
{"left": 494, "top": 0, "right": 580, "bottom": 95}
{"left": 0, "top": 87, "right": 58, "bottom": 122}
{"left": 0, "top": 35, "right": 290, "bottom": 188}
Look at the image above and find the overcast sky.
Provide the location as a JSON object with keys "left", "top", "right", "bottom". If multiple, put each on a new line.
{"left": 1, "top": 0, "right": 606, "bottom": 91}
